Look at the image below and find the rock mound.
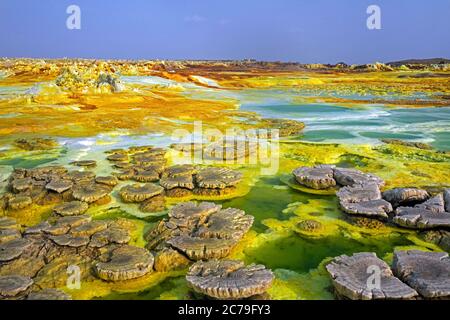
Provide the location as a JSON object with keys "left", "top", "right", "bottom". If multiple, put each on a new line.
{"left": 186, "top": 260, "right": 274, "bottom": 299}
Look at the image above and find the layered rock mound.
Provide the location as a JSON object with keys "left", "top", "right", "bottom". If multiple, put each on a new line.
{"left": 327, "top": 250, "right": 450, "bottom": 300}
{"left": 0, "top": 165, "right": 116, "bottom": 216}
{"left": 186, "top": 260, "right": 274, "bottom": 299}
{"left": 94, "top": 245, "right": 154, "bottom": 281}
{"left": 382, "top": 188, "right": 430, "bottom": 208}
{"left": 145, "top": 202, "right": 253, "bottom": 268}
{"left": 292, "top": 165, "right": 336, "bottom": 190}
{"left": 392, "top": 190, "right": 450, "bottom": 229}
{"left": 0, "top": 275, "right": 34, "bottom": 299}
{"left": 119, "top": 183, "right": 164, "bottom": 203}
{"left": 107, "top": 145, "right": 244, "bottom": 208}
{"left": 291, "top": 165, "right": 450, "bottom": 234}
{"left": 337, "top": 183, "right": 393, "bottom": 219}
{"left": 392, "top": 250, "right": 450, "bottom": 299}
{"left": 14, "top": 138, "right": 58, "bottom": 151}
{"left": 0, "top": 215, "right": 152, "bottom": 299}
{"left": 292, "top": 165, "right": 384, "bottom": 191}
{"left": 326, "top": 252, "right": 418, "bottom": 300}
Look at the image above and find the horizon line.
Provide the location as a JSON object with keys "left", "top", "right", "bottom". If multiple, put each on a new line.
{"left": 1, "top": 56, "right": 450, "bottom": 65}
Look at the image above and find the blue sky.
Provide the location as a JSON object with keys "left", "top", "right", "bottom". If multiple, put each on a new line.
{"left": 0, "top": 0, "right": 449, "bottom": 64}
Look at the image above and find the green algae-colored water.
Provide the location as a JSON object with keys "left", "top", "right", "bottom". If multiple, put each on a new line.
{"left": 242, "top": 233, "right": 412, "bottom": 273}
{"left": 219, "top": 176, "right": 312, "bottom": 232}
{"left": 98, "top": 276, "right": 187, "bottom": 300}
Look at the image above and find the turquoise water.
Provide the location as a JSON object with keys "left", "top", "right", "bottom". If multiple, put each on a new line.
{"left": 0, "top": 84, "right": 33, "bottom": 99}
{"left": 120, "top": 76, "right": 450, "bottom": 150}
{"left": 241, "top": 103, "right": 450, "bottom": 150}
{"left": 122, "top": 76, "right": 450, "bottom": 150}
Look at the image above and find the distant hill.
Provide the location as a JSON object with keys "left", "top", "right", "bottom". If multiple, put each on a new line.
{"left": 387, "top": 58, "right": 450, "bottom": 66}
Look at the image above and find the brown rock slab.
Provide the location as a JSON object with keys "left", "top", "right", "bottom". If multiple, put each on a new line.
{"left": 53, "top": 200, "right": 89, "bottom": 216}
{"left": 169, "top": 201, "right": 219, "bottom": 220}
{"left": 333, "top": 167, "right": 384, "bottom": 187}
{"left": 113, "top": 161, "right": 132, "bottom": 169}
{"left": 0, "top": 228, "right": 21, "bottom": 244}
{"left": 193, "top": 187, "right": 236, "bottom": 197}
{"left": 0, "top": 238, "right": 31, "bottom": 262}
{"left": 44, "top": 215, "right": 92, "bottom": 235}
{"left": 72, "top": 183, "right": 110, "bottom": 203}
{"left": 382, "top": 188, "right": 429, "bottom": 208}
{"left": 107, "top": 153, "right": 128, "bottom": 162}
{"left": 168, "top": 236, "right": 238, "bottom": 260}
{"left": 337, "top": 183, "right": 381, "bottom": 203}
{"left": 11, "top": 177, "right": 33, "bottom": 193}
{"left": 393, "top": 207, "right": 450, "bottom": 229}
{"left": 119, "top": 183, "right": 164, "bottom": 202}
{"left": 8, "top": 195, "right": 32, "bottom": 210}
{"left": 113, "top": 169, "right": 135, "bottom": 180}
{"left": 0, "top": 217, "right": 20, "bottom": 230}
{"left": 415, "top": 193, "right": 445, "bottom": 213}
{"left": 186, "top": 260, "right": 274, "bottom": 299}
{"left": 0, "top": 275, "right": 33, "bottom": 298}
{"left": 95, "top": 176, "right": 119, "bottom": 187}
{"left": 70, "top": 220, "right": 108, "bottom": 237}
{"left": 50, "top": 234, "right": 90, "bottom": 247}
{"left": 94, "top": 245, "right": 154, "bottom": 281}
{"left": 195, "top": 167, "right": 242, "bottom": 189}
{"left": 393, "top": 250, "right": 450, "bottom": 299}
{"left": 24, "top": 221, "right": 51, "bottom": 235}
{"left": 160, "top": 175, "right": 195, "bottom": 190}
{"left": 165, "top": 187, "right": 193, "bottom": 198}
{"left": 194, "top": 207, "right": 253, "bottom": 240}
{"left": 163, "top": 164, "right": 197, "bottom": 178}
{"left": 146, "top": 202, "right": 253, "bottom": 262}
{"left": 68, "top": 170, "right": 95, "bottom": 182}
{"left": 70, "top": 160, "right": 97, "bottom": 167}
{"left": 89, "top": 227, "right": 130, "bottom": 248}
{"left": 340, "top": 199, "right": 393, "bottom": 219}
{"left": 337, "top": 183, "right": 391, "bottom": 218}
{"left": 326, "top": 252, "right": 418, "bottom": 300}
{"left": 292, "top": 165, "right": 336, "bottom": 190}
{"left": 133, "top": 169, "right": 159, "bottom": 182}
